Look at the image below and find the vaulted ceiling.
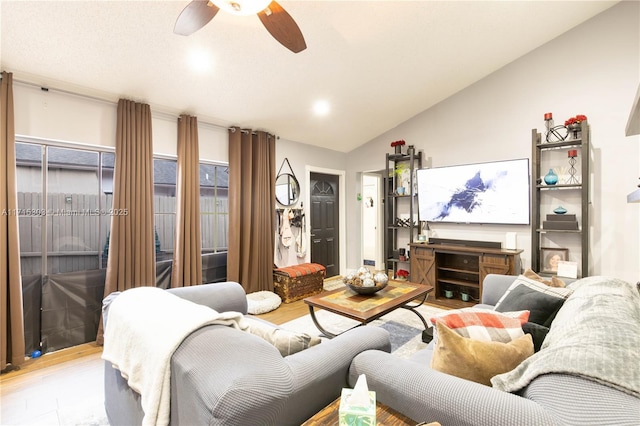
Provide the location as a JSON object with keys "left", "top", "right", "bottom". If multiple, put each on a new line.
{"left": 1, "top": 1, "right": 618, "bottom": 152}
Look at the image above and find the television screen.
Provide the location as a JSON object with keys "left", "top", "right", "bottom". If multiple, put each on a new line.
{"left": 417, "top": 158, "right": 530, "bottom": 225}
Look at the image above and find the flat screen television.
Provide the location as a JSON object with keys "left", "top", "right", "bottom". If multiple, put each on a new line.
{"left": 417, "top": 158, "right": 530, "bottom": 225}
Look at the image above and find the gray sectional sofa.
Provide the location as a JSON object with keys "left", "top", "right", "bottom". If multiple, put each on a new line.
{"left": 103, "top": 281, "right": 391, "bottom": 425}
{"left": 349, "top": 274, "right": 640, "bottom": 425}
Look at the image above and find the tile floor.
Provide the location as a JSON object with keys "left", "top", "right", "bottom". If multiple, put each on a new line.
{"left": 0, "top": 353, "right": 107, "bottom": 425}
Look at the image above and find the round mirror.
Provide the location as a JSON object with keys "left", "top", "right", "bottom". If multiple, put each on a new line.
{"left": 275, "top": 173, "right": 300, "bottom": 206}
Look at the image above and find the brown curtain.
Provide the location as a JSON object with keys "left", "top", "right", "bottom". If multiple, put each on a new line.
{"left": 1, "top": 71, "right": 25, "bottom": 371}
{"left": 227, "top": 128, "right": 276, "bottom": 294}
{"left": 171, "top": 115, "right": 202, "bottom": 287}
{"left": 97, "top": 99, "right": 155, "bottom": 345}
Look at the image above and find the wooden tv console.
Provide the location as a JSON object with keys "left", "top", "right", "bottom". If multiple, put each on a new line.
{"left": 410, "top": 242, "right": 523, "bottom": 309}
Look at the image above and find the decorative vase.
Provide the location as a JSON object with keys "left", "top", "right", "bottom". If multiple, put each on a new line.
{"left": 553, "top": 206, "right": 567, "bottom": 214}
{"left": 567, "top": 123, "right": 581, "bottom": 139}
{"left": 544, "top": 169, "right": 559, "bottom": 185}
{"left": 394, "top": 145, "right": 402, "bottom": 154}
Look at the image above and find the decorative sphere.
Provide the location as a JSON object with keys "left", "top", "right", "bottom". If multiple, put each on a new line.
{"left": 374, "top": 272, "right": 389, "bottom": 285}
{"left": 357, "top": 266, "right": 369, "bottom": 276}
{"left": 31, "top": 350, "right": 42, "bottom": 358}
{"left": 362, "top": 278, "right": 375, "bottom": 287}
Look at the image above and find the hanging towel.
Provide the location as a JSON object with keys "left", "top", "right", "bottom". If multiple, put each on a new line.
{"left": 280, "top": 208, "right": 293, "bottom": 247}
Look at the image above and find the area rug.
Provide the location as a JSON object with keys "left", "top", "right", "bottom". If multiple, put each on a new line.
{"left": 281, "top": 291, "right": 445, "bottom": 358}
{"left": 323, "top": 275, "right": 347, "bottom": 291}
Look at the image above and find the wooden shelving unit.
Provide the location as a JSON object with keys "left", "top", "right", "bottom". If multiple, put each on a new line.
{"left": 384, "top": 146, "right": 422, "bottom": 279}
{"left": 531, "top": 121, "right": 590, "bottom": 277}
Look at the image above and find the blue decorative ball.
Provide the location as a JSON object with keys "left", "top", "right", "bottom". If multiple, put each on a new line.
{"left": 30, "top": 350, "right": 42, "bottom": 358}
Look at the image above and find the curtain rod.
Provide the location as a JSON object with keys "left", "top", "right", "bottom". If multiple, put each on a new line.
{"left": 12, "top": 77, "right": 233, "bottom": 132}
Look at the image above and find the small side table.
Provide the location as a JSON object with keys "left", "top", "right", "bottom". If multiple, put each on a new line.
{"left": 302, "top": 397, "right": 439, "bottom": 426}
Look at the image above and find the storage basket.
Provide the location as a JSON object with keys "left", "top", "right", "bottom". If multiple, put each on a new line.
{"left": 273, "top": 263, "right": 326, "bottom": 303}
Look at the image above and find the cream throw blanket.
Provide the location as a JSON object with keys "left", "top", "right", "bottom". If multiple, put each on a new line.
{"left": 492, "top": 276, "right": 640, "bottom": 397}
{"left": 102, "top": 286, "right": 248, "bottom": 426}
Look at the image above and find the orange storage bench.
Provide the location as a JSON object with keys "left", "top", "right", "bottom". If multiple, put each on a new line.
{"left": 273, "top": 263, "right": 326, "bottom": 303}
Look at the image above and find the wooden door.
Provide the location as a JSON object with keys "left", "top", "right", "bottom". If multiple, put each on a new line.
{"left": 310, "top": 173, "right": 340, "bottom": 277}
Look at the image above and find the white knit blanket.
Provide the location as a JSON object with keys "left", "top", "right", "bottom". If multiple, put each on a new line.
{"left": 492, "top": 277, "right": 640, "bottom": 397}
{"left": 102, "top": 286, "right": 247, "bottom": 426}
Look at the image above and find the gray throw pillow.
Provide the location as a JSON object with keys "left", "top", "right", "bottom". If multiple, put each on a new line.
{"left": 244, "top": 317, "right": 321, "bottom": 357}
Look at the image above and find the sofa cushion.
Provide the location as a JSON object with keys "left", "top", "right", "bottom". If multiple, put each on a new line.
{"left": 523, "top": 268, "right": 566, "bottom": 288}
{"left": 430, "top": 322, "right": 534, "bottom": 386}
{"left": 244, "top": 317, "right": 321, "bottom": 357}
{"left": 430, "top": 308, "right": 529, "bottom": 343}
{"left": 494, "top": 275, "right": 573, "bottom": 326}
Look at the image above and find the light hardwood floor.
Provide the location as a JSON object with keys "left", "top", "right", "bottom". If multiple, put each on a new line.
{"left": 0, "top": 298, "right": 309, "bottom": 425}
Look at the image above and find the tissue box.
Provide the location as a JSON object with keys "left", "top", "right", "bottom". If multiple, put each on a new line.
{"left": 338, "top": 388, "right": 376, "bottom": 426}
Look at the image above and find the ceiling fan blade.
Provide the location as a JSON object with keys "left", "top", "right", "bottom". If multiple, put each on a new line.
{"left": 174, "top": 0, "right": 220, "bottom": 36}
{"left": 257, "top": 1, "right": 306, "bottom": 53}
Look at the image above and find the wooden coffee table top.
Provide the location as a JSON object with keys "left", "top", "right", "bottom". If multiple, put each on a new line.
{"left": 304, "top": 280, "right": 433, "bottom": 323}
{"left": 301, "top": 396, "right": 418, "bottom": 426}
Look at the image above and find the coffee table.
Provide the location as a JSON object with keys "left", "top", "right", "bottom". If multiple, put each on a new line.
{"left": 303, "top": 280, "right": 434, "bottom": 341}
{"left": 301, "top": 396, "right": 418, "bottom": 426}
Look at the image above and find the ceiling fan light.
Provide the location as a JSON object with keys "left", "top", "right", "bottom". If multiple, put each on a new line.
{"left": 211, "top": 0, "right": 271, "bottom": 16}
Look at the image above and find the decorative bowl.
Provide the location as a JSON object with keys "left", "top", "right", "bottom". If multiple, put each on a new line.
{"left": 346, "top": 280, "right": 388, "bottom": 295}
{"left": 343, "top": 269, "right": 389, "bottom": 295}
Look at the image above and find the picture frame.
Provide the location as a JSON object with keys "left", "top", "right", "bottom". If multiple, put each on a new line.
{"left": 541, "top": 248, "right": 569, "bottom": 273}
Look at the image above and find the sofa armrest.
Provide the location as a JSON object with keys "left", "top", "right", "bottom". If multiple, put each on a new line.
{"left": 281, "top": 327, "right": 391, "bottom": 425}
{"left": 167, "top": 281, "right": 248, "bottom": 314}
{"left": 170, "top": 325, "right": 293, "bottom": 425}
{"left": 349, "top": 350, "right": 559, "bottom": 426}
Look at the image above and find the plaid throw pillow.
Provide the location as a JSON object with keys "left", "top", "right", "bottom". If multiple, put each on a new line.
{"left": 430, "top": 308, "right": 530, "bottom": 343}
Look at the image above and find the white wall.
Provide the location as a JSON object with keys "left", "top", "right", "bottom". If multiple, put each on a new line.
{"left": 13, "top": 83, "right": 228, "bottom": 162}
{"left": 274, "top": 138, "right": 348, "bottom": 268}
{"left": 346, "top": 2, "right": 640, "bottom": 283}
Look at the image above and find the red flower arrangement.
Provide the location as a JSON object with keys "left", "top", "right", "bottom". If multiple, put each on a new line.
{"left": 396, "top": 269, "right": 409, "bottom": 279}
{"left": 564, "top": 114, "right": 587, "bottom": 126}
{"left": 390, "top": 140, "right": 406, "bottom": 147}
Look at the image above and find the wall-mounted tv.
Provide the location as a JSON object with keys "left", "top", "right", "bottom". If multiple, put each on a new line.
{"left": 417, "top": 158, "right": 530, "bottom": 225}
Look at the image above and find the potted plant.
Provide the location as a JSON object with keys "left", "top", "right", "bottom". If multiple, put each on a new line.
{"left": 390, "top": 139, "right": 406, "bottom": 154}
{"left": 394, "top": 162, "right": 409, "bottom": 194}
{"left": 396, "top": 269, "right": 409, "bottom": 281}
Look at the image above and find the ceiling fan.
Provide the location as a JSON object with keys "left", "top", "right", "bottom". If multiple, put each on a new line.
{"left": 174, "top": 0, "right": 307, "bottom": 53}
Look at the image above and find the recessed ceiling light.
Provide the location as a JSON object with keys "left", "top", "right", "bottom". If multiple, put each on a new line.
{"left": 188, "top": 48, "right": 213, "bottom": 74}
{"left": 313, "top": 100, "right": 331, "bottom": 116}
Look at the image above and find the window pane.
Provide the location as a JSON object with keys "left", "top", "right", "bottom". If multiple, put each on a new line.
{"left": 16, "top": 143, "right": 43, "bottom": 275}
{"left": 154, "top": 159, "right": 176, "bottom": 261}
{"left": 200, "top": 163, "right": 229, "bottom": 253}
{"left": 46, "top": 147, "right": 99, "bottom": 274}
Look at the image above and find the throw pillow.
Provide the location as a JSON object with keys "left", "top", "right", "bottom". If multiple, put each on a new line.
{"left": 430, "top": 308, "right": 529, "bottom": 343}
{"left": 523, "top": 268, "right": 566, "bottom": 288}
{"left": 522, "top": 322, "right": 550, "bottom": 352}
{"left": 494, "top": 275, "right": 573, "bottom": 327}
{"left": 430, "top": 322, "right": 534, "bottom": 386}
{"left": 244, "top": 317, "right": 321, "bottom": 357}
